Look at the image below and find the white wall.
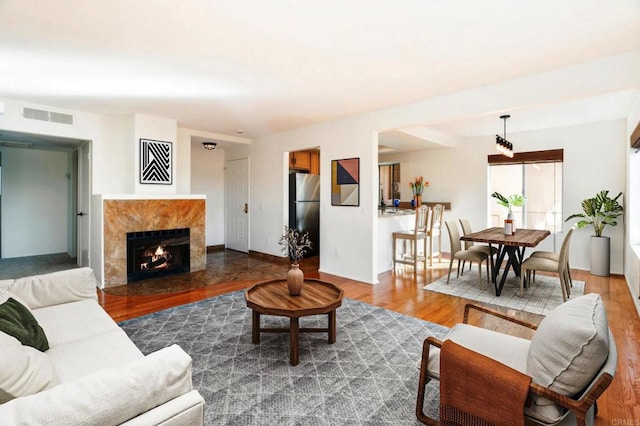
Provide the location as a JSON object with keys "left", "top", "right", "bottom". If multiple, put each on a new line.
{"left": 1, "top": 147, "right": 68, "bottom": 257}
{"left": 625, "top": 95, "right": 640, "bottom": 316}
{"left": 133, "top": 114, "right": 178, "bottom": 195}
{"left": 191, "top": 143, "right": 225, "bottom": 246}
{"left": 0, "top": 52, "right": 637, "bottom": 285}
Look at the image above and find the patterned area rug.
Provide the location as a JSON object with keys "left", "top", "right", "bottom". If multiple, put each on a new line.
{"left": 119, "top": 291, "right": 448, "bottom": 425}
{"left": 423, "top": 268, "right": 584, "bottom": 315}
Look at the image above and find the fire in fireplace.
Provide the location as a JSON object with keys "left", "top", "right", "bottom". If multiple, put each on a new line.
{"left": 126, "top": 228, "right": 190, "bottom": 283}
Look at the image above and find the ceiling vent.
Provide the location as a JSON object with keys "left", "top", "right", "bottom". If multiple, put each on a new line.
{"left": 22, "top": 107, "right": 74, "bottom": 125}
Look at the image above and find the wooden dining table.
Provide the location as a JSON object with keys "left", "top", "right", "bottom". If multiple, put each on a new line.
{"left": 460, "top": 227, "right": 550, "bottom": 296}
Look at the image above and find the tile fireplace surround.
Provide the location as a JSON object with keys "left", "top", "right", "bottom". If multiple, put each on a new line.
{"left": 101, "top": 196, "right": 206, "bottom": 288}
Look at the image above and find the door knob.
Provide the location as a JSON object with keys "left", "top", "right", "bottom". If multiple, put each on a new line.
{"left": 77, "top": 212, "right": 87, "bottom": 217}
{"left": 244, "top": 203, "right": 248, "bottom": 214}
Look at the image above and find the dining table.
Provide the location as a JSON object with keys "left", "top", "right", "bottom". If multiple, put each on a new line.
{"left": 460, "top": 227, "right": 551, "bottom": 296}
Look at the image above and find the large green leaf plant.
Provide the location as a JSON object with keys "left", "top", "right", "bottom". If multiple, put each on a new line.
{"left": 490, "top": 192, "right": 525, "bottom": 212}
{"left": 565, "top": 190, "right": 623, "bottom": 237}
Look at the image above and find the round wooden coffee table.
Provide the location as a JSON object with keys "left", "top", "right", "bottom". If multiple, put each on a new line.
{"left": 244, "top": 279, "right": 344, "bottom": 366}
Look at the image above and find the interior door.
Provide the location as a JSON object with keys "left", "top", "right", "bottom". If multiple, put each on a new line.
{"left": 77, "top": 142, "right": 91, "bottom": 267}
{"left": 225, "top": 157, "right": 249, "bottom": 252}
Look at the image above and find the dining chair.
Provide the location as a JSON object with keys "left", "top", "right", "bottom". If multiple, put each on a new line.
{"left": 459, "top": 218, "right": 498, "bottom": 274}
{"left": 393, "top": 205, "right": 429, "bottom": 275}
{"left": 529, "top": 227, "right": 575, "bottom": 288}
{"left": 444, "top": 220, "right": 490, "bottom": 288}
{"left": 426, "top": 204, "right": 444, "bottom": 266}
{"left": 520, "top": 226, "right": 575, "bottom": 301}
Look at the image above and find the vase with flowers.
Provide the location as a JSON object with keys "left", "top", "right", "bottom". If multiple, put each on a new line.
{"left": 278, "top": 226, "right": 313, "bottom": 296}
{"left": 409, "top": 176, "right": 429, "bottom": 209}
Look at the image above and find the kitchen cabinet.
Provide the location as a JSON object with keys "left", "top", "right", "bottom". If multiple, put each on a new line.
{"left": 289, "top": 151, "right": 311, "bottom": 170}
{"left": 310, "top": 151, "right": 320, "bottom": 174}
{"left": 289, "top": 150, "right": 320, "bottom": 174}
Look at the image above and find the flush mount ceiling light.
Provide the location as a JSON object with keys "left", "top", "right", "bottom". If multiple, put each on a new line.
{"left": 202, "top": 141, "right": 217, "bottom": 150}
{"left": 496, "top": 114, "right": 514, "bottom": 158}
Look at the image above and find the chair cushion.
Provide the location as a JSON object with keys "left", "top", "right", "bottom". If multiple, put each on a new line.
{"left": 525, "top": 293, "right": 609, "bottom": 423}
{"left": 428, "top": 323, "right": 531, "bottom": 379}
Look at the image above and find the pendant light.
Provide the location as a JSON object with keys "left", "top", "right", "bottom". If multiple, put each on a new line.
{"left": 496, "top": 115, "right": 514, "bottom": 158}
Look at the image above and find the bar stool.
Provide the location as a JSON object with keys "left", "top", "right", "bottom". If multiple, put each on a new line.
{"left": 393, "top": 205, "right": 429, "bottom": 275}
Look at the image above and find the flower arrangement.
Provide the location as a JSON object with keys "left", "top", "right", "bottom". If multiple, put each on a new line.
{"left": 278, "top": 226, "right": 313, "bottom": 264}
{"left": 409, "top": 176, "right": 429, "bottom": 196}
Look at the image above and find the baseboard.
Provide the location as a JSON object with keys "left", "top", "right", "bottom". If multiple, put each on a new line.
{"left": 249, "top": 250, "right": 288, "bottom": 263}
{"left": 206, "top": 245, "right": 225, "bottom": 253}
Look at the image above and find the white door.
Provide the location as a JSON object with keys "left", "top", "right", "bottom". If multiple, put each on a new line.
{"left": 77, "top": 143, "right": 91, "bottom": 267}
{"left": 225, "top": 158, "right": 249, "bottom": 252}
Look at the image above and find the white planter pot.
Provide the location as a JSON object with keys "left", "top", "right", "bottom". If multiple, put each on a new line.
{"left": 590, "top": 236, "right": 610, "bottom": 277}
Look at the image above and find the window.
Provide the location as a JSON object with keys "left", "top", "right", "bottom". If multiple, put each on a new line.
{"left": 488, "top": 149, "right": 563, "bottom": 233}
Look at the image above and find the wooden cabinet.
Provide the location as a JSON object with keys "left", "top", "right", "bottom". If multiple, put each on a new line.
{"left": 289, "top": 151, "right": 311, "bottom": 170}
{"left": 310, "top": 151, "right": 320, "bottom": 174}
{"left": 290, "top": 150, "right": 320, "bottom": 174}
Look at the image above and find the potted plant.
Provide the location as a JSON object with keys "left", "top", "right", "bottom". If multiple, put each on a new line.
{"left": 278, "top": 226, "right": 313, "bottom": 295}
{"left": 565, "top": 190, "right": 623, "bottom": 276}
{"left": 490, "top": 192, "right": 525, "bottom": 230}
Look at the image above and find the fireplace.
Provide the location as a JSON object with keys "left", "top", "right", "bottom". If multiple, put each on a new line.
{"left": 126, "top": 228, "right": 190, "bottom": 283}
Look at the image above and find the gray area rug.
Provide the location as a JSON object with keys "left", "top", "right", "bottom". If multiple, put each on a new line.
{"left": 424, "top": 268, "right": 584, "bottom": 315}
{"left": 119, "top": 291, "right": 448, "bottom": 425}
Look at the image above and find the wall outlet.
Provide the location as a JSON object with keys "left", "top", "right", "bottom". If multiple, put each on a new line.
{"left": 335, "top": 248, "right": 341, "bottom": 257}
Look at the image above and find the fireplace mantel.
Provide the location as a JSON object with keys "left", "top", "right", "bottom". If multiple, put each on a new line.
{"left": 96, "top": 195, "right": 206, "bottom": 288}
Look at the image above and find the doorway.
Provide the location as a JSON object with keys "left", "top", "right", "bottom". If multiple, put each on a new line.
{"left": 0, "top": 130, "right": 89, "bottom": 267}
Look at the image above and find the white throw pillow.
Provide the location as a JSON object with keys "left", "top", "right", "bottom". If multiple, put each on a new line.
{"left": 0, "top": 331, "right": 59, "bottom": 403}
{"left": 525, "top": 293, "right": 609, "bottom": 423}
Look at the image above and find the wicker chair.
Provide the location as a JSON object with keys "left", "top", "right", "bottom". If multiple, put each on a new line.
{"left": 416, "top": 294, "right": 617, "bottom": 426}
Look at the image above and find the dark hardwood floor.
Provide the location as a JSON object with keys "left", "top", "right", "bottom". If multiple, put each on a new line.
{"left": 98, "top": 251, "right": 639, "bottom": 425}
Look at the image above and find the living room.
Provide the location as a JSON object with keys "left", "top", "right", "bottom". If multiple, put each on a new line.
{"left": 1, "top": 1, "right": 639, "bottom": 424}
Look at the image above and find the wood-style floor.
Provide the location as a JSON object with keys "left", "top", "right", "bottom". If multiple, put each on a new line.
{"left": 99, "top": 252, "right": 640, "bottom": 425}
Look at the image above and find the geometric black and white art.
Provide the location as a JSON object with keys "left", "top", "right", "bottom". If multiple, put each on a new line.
{"left": 140, "top": 139, "right": 172, "bottom": 184}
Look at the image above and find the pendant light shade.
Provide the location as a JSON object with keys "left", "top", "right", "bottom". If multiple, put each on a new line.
{"left": 496, "top": 115, "right": 514, "bottom": 158}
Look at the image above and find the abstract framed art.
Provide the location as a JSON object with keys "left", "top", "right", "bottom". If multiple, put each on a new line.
{"left": 331, "top": 157, "right": 360, "bottom": 206}
{"left": 140, "top": 138, "right": 172, "bottom": 185}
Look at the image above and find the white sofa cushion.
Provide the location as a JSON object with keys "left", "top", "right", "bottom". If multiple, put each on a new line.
{"left": 0, "top": 331, "right": 59, "bottom": 403}
{"left": 47, "top": 329, "right": 143, "bottom": 382}
{"left": 0, "top": 267, "right": 98, "bottom": 309}
{"left": 33, "top": 299, "right": 122, "bottom": 347}
{"left": 428, "top": 323, "right": 531, "bottom": 379}
{"left": 0, "top": 344, "right": 194, "bottom": 426}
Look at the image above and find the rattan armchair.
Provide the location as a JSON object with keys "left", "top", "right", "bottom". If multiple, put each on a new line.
{"left": 416, "top": 299, "right": 617, "bottom": 426}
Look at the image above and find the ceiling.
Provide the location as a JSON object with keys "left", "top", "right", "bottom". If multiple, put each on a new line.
{"left": 1, "top": 0, "right": 639, "bottom": 151}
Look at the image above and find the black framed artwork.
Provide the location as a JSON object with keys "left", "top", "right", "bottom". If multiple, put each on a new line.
{"left": 331, "top": 157, "right": 360, "bottom": 206}
{"left": 140, "top": 138, "right": 172, "bottom": 185}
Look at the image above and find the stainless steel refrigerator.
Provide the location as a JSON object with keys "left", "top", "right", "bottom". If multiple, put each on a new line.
{"left": 289, "top": 173, "right": 320, "bottom": 257}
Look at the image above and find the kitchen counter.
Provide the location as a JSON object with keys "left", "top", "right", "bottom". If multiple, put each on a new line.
{"left": 378, "top": 208, "right": 415, "bottom": 217}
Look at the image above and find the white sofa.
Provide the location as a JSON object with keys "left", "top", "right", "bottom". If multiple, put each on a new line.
{"left": 0, "top": 267, "right": 204, "bottom": 425}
